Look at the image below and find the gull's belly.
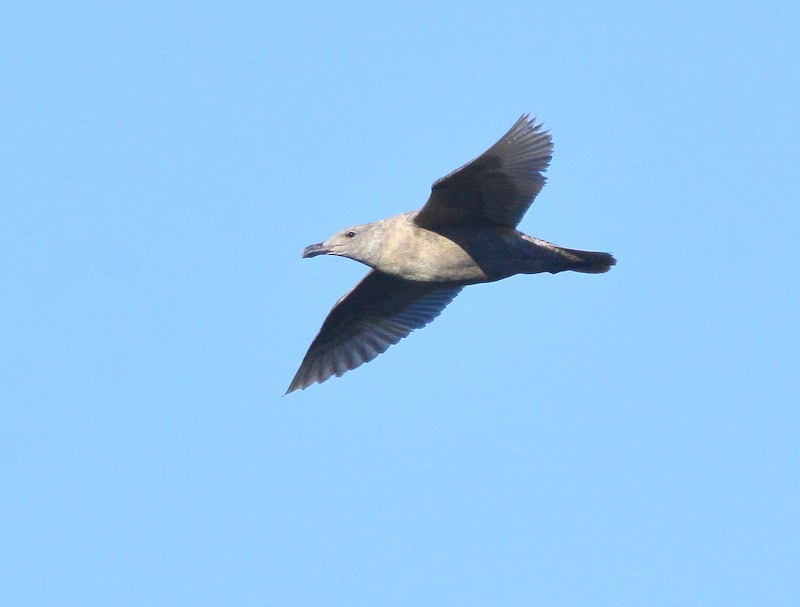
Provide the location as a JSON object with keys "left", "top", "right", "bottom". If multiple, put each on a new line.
{"left": 375, "top": 222, "right": 518, "bottom": 284}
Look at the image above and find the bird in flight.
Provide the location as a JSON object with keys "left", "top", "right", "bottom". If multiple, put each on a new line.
{"left": 287, "top": 115, "right": 615, "bottom": 394}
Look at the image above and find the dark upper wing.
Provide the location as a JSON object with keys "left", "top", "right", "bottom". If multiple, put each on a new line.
{"left": 414, "top": 114, "right": 553, "bottom": 229}
{"left": 286, "top": 270, "right": 462, "bottom": 394}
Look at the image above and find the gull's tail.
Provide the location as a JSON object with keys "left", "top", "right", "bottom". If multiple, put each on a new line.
{"left": 556, "top": 246, "right": 617, "bottom": 274}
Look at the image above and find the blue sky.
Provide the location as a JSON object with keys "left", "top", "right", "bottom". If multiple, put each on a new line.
{"left": 2, "top": 2, "right": 798, "bottom": 605}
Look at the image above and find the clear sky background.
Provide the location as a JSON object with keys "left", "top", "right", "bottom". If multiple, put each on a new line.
{"left": 3, "top": 2, "right": 798, "bottom": 605}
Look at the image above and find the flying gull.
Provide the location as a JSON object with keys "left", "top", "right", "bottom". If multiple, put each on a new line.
{"left": 286, "top": 115, "right": 615, "bottom": 394}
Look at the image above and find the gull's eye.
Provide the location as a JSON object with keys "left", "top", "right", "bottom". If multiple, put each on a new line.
{"left": 346, "top": 231, "right": 356, "bottom": 238}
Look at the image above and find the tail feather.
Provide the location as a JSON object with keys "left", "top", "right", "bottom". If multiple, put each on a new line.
{"left": 557, "top": 246, "right": 616, "bottom": 274}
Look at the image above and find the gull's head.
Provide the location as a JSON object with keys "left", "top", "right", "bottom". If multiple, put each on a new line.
{"left": 301, "top": 220, "right": 388, "bottom": 267}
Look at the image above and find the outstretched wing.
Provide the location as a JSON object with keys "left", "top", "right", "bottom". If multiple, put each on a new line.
{"left": 286, "top": 270, "right": 462, "bottom": 394}
{"left": 414, "top": 114, "right": 552, "bottom": 229}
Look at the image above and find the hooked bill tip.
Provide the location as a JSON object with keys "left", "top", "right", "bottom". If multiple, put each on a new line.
{"left": 301, "top": 242, "right": 329, "bottom": 258}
